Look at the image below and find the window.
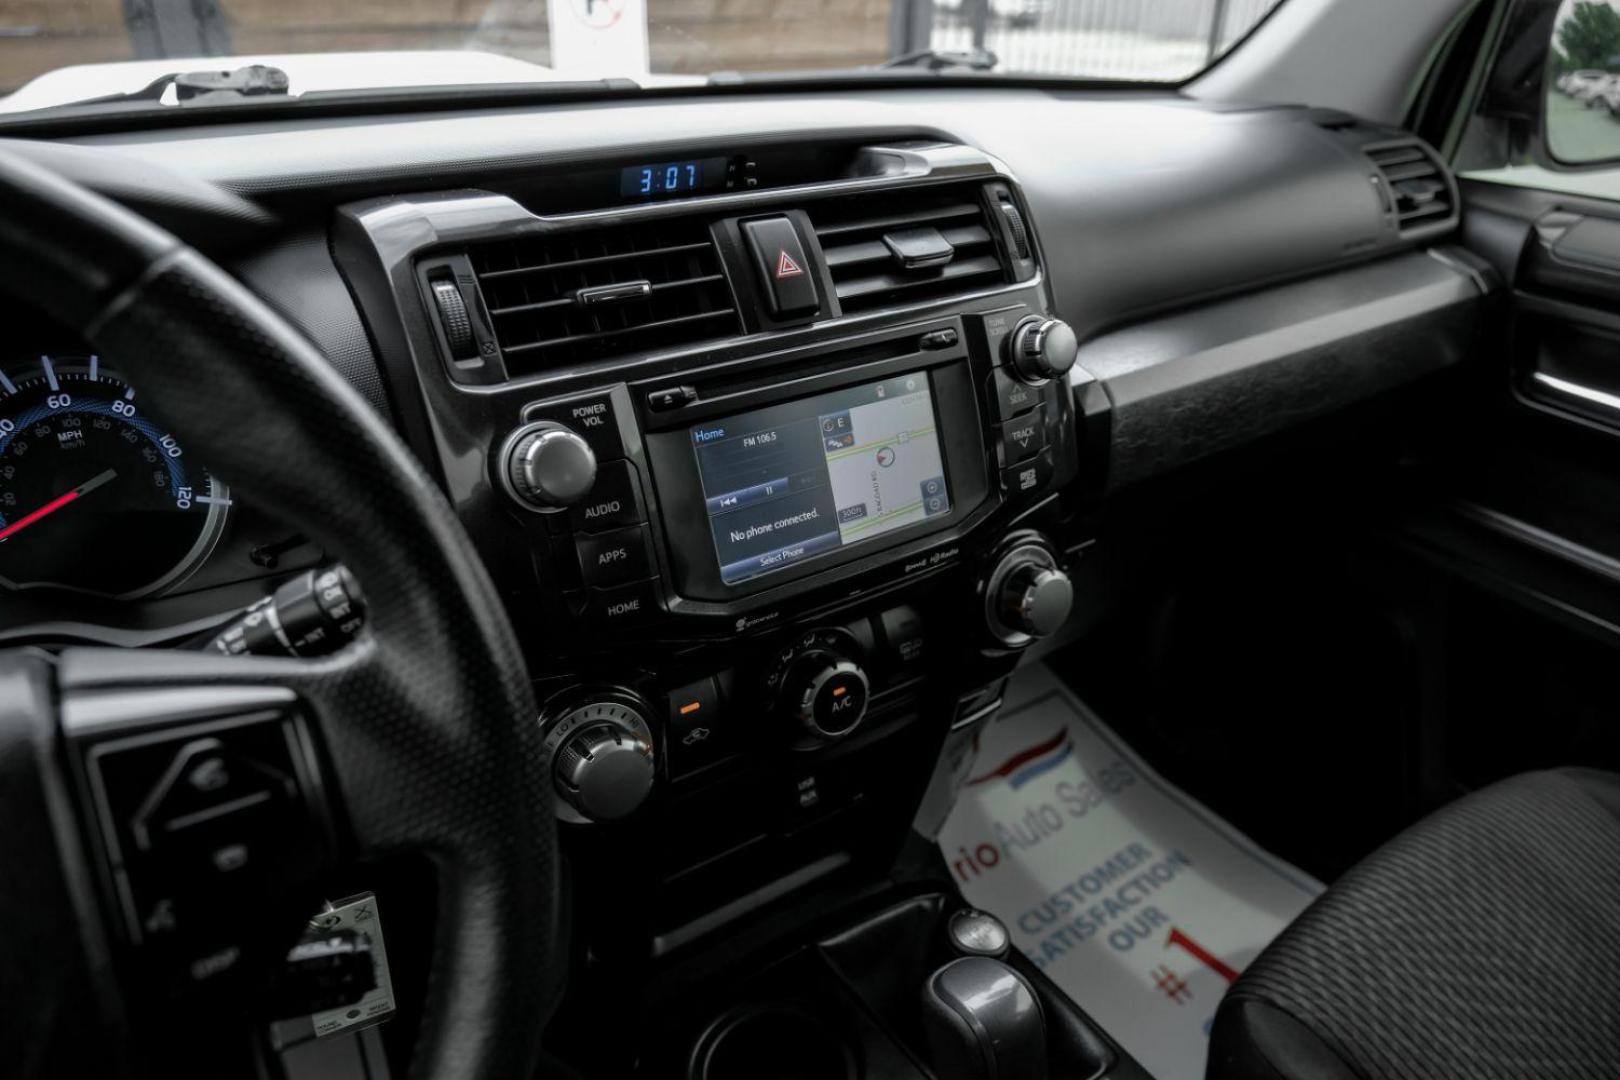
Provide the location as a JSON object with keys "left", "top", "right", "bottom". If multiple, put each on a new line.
{"left": 0, "top": 0, "right": 1287, "bottom": 108}
{"left": 1458, "top": 0, "right": 1620, "bottom": 197}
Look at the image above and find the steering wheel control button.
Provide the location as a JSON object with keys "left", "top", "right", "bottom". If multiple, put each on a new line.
{"left": 568, "top": 459, "right": 646, "bottom": 531}
{"left": 504, "top": 422, "right": 598, "bottom": 509}
{"left": 1005, "top": 315, "right": 1079, "bottom": 383}
{"left": 1001, "top": 447, "right": 1054, "bottom": 499}
{"left": 85, "top": 709, "right": 332, "bottom": 990}
{"left": 996, "top": 404, "right": 1047, "bottom": 469}
{"left": 742, "top": 216, "right": 820, "bottom": 318}
{"left": 129, "top": 738, "right": 296, "bottom": 854}
{"left": 947, "top": 909, "right": 1011, "bottom": 959}
{"left": 574, "top": 524, "right": 654, "bottom": 588}
{"left": 988, "top": 367, "right": 1040, "bottom": 423}
{"left": 544, "top": 697, "right": 657, "bottom": 824}
{"left": 523, "top": 389, "right": 626, "bottom": 461}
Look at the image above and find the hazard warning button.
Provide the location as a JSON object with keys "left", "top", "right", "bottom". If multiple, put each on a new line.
{"left": 742, "top": 216, "right": 820, "bottom": 318}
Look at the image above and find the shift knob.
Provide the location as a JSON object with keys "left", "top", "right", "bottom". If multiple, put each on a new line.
{"left": 920, "top": 957, "right": 1048, "bottom": 1080}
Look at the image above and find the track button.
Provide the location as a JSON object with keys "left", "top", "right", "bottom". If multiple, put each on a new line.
{"left": 996, "top": 404, "right": 1047, "bottom": 468}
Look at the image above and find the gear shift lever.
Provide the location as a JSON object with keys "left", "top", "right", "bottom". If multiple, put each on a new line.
{"left": 920, "top": 956, "right": 1048, "bottom": 1080}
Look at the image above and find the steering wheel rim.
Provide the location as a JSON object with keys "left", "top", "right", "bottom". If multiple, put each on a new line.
{"left": 0, "top": 148, "right": 559, "bottom": 1077}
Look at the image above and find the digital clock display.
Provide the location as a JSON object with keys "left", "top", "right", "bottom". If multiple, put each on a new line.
{"left": 620, "top": 157, "right": 728, "bottom": 199}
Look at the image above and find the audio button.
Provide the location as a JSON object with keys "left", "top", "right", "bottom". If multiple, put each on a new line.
{"left": 569, "top": 460, "right": 646, "bottom": 531}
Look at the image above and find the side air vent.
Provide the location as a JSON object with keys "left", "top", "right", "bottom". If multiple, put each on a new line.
{"left": 468, "top": 219, "right": 741, "bottom": 374}
{"left": 1365, "top": 142, "right": 1456, "bottom": 236}
{"left": 808, "top": 183, "right": 1010, "bottom": 315}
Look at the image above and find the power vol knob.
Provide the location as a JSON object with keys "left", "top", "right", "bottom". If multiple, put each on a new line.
{"left": 502, "top": 422, "right": 597, "bottom": 508}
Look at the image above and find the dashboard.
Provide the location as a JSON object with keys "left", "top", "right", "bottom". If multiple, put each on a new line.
{"left": 0, "top": 91, "right": 1486, "bottom": 641}
{"left": 0, "top": 84, "right": 1498, "bottom": 1077}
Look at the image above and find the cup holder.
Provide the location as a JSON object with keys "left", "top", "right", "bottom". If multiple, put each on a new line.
{"left": 687, "top": 1001, "right": 860, "bottom": 1080}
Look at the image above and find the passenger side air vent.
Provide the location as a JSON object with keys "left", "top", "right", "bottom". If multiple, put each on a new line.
{"left": 808, "top": 183, "right": 1011, "bottom": 315}
{"left": 468, "top": 219, "right": 741, "bottom": 374}
{"left": 1365, "top": 141, "right": 1457, "bottom": 236}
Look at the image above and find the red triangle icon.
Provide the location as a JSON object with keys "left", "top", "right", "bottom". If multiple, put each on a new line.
{"left": 775, "top": 249, "right": 804, "bottom": 279}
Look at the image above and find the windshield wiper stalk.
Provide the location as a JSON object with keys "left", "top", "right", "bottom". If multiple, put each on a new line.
{"left": 73, "top": 64, "right": 291, "bottom": 108}
{"left": 880, "top": 48, "right": 998, "bottom": 72}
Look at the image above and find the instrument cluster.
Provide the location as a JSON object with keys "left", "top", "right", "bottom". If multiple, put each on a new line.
{"left": 0, "top": 351, "right": 230, "bottom": 599}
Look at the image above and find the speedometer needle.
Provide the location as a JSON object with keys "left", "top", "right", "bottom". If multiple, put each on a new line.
{"left": 0, "top": 468, "right": 118, "bottom": 543}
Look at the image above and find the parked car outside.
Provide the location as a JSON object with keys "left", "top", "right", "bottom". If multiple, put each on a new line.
{"left": 1565, "top": 68, "right": 1616, "bottom": 102}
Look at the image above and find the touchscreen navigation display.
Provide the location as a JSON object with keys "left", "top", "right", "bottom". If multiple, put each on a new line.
{"left": 691, "top": 373, "right": 952, "bottom": 585}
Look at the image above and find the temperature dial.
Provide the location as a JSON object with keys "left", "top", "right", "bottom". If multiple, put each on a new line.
{"left": 541, "top": 695, "right": 656, "bottom": 824}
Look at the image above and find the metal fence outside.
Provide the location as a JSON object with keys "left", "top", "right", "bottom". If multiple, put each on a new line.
{"left": 919, "top": 0, "right": 1284, "bottom": 81}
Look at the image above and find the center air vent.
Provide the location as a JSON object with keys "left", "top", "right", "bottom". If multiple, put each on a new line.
{"left": 1365, "top": 141, "right": 1457, "bottom": 237}
{"left": 808, "top": 183, "right": 1012, "bottom": 315}
{"left": 468, "top": 219, "right": 741, "bottom": 374}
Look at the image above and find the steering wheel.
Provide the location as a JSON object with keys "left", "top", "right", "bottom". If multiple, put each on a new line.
{"left": 0, "top": 151, "right": 558, "bottom": 1077}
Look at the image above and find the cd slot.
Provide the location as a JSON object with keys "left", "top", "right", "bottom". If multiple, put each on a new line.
{"left": 639, "top": 320, "right": 967, "bottom": 428}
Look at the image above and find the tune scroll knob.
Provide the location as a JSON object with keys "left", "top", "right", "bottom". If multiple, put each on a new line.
{"left": 985, "top": 543, "right": 1074, "bottom": 647}
{"left": 543, "top": 697, "right": 656, "bottom": 824}
{"left": 1005, "top": 316, "right": 1079, "bottom": 384}
{"left": 1001, "top": 564, "right": 1074, "bottom": 639}
{"left": 502, "top": 422, "right": 597, "bottom": 509}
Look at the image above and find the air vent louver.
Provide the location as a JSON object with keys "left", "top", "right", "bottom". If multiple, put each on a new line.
{"left": 469, "top": 219, "right": 740, "bottom": 375}
{"left": 1365, "top": 142, "right": 1456, "bottom": 236}
{"left": 809, "top": 183, "right": 1010, "bottom": 315}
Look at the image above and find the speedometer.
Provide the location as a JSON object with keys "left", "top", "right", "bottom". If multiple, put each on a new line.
{"left": 0, "top": 354, "right": 229, "bottom": 598}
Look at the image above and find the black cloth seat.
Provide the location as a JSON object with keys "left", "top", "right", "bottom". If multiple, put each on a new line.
{"left": 1208, "top": 769, "right": 1620, "bottom": 1080}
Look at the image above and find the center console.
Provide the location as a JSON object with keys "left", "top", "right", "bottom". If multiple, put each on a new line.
{"left": 334, "top": 137, "right": 1114, "bottom": 1075}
